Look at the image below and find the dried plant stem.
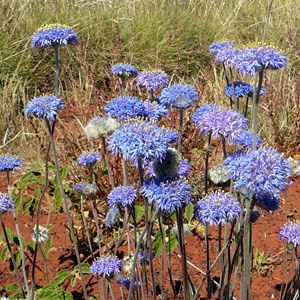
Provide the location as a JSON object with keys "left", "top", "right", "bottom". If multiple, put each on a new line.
{"left": 53, "top": 45, "right": 60, "bottom": 97}
{"left": 101, "top": 136, "right": 114, "bottom": 188}
{"left": 80, "top": 195, "right": 93, "bottom": 255}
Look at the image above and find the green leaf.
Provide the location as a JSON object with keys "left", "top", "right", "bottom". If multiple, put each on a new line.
{"left": 49, "top": 269, "right": 71, "bottom": 286}
{"left": 6, "top": 283, "right": 20, "bottom": 291}
{"left": 74, "top": 263, "right": 90, "bottom": 274}
{"left": 23, "top": 197, "right": 36, "bottom": 214}
{"left": 184, "top": 203, "right": 194, "bottom": 222}
{"left": 9, "top": 292, "right": 23, "bottom": 299}
{"left": 70, "top": 276, "right": 76, "bottom": 288}
{"left": 15, "top": 250, "right": 21, "bottom": 268}
{"left": 0, "top": 246, "right": 9, "bottom": 262}
{"left": 14, "top": 195, "right": 22, "bottom": 214}
{"left": 60, "top": 165, "right": 69, "bottom": 181}
{"left": 53, "top": 187, "right": 62, "bottom": 213}
{"left": 46, "top": 236, "right": 53, "bottom": 248}
{"left": 38, "top": 285, "right": 73, "bottom": 300}
{"left": 131, "top": 205, "right": 144, "bottom": 224}
{"left": 153, "top": 230, "right": 164, "bottom": 256}
{"left": 166, "top": 232, "right": 178, "bottom": 254}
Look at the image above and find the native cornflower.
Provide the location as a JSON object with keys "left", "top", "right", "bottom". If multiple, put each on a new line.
{"left": 77, "top": 152, "right": 101, "bottom": 168}
{"left": 31, "top": 225, "right": 49, "bottom": 243}
{"left": 233, "top": 131, "right": 263, "bottom": 149}
{"left": 255, "top": 193, "right": 279, "bottom": 212}
{"left": 194, "top": 192, "right": 242, "bottom": 226}
{"left": 142, "top": 177, "right": 191, "bottom": 213}
{"left": 90, "top": 255, "right": 122, "bottom": 278}
{"left": 222, "top": 150, "right": 247, "bottom": 179}
{"left": 0, "top": 193, "right": 14, "bottom": 214}
{"left": 136, "top": 70, "right": 169, "bottom": 91}
{"left": 31, "top": 24, "right": 78, "bottom": 48}
{"left": 73, "top": 183, "right": 98, "bottom": 196}
{"left": 105, "top": 207, "right": 120, "bottom": 228}
{"left": 142, "top": 100, "right": 168, "bottom": 121}
{"left": 159, "top": 84, "right": 199, "bottom": 109}
{"left": 84, "top": 116, "right": 119, "bottom": 139}
{"left": 225, "top": 147, "right": 291, "bottom": 199}
{"left": 194, "top": 107, "right": 248, "bottom": 144}
{"left": 215, "top": 46, "right": 240, "bottom": 67}
{"left": 108, "top": 119, "right": 177, "bottom": 164}
{"left": 0, "top": 155, "right": 22, "bottom": 172}
{"left": 107, "top": 185, "right": 137, "bottom": 207}
{"left": 26, "top": 95, "right": 64, "bottom": 121}
{"left": 209, "top": 40, "right": 236, "bottom": 55}
{"left": 278, "top": 220, "right": 300, "bottom": 247}
{"left": 111, "top": 63, "right": 138, "bottom": 78}
{"left": 118, "top": 277, "right": 138, "bottom": 290}
{"left": 224, "top": 82, "right": 267, "bottom": 98}
{"left": 192, "top": 104, "right": 219, "bottom": 126}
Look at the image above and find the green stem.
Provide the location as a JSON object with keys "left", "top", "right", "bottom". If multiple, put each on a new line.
{"left": 204, "top": 133, "right": 212, "bottom": 194}
{"left": 80, "top": 195, "right": 93, "bottom": 255}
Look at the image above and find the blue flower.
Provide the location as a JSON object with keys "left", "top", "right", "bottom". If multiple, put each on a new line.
{"left": 0, "top": 155, "right": 22, "bottom": 172}
{"left": 142, "top": 100, "right": 168, "bottom": 121}
{"left": 233, "top": 131, "right": 263, "bottom": 149}
{"left": 223, "top": 150, "right": 247, "bottom": 179}
{"left": 142, "top": 177, "right": 191, "bottom": 213}
{"left": 137, "top": 71, "right": 169, "bottom": 91}
{"left": 26, "top": 95, "right": 64, "bottom": 121}
{"left": 209, "top": 41, "right": 236, "bottom": 55}
{"left": 255, "top": 193, "right": 279, "bottom": 212}
{"left": 73, "top": 183, "right": 98, "bottom": 195}
{"left": 194, "top": 108, "right": 248, "bottom": 144}
{"left": 111, "top": 64, "right": 138, "bottom": 78}
{"left": 278, "top": 221, "right": 300, "bottom": 247}
{"left": 31, "top": 24, "right": 79, "bottom": 48}
{"left": 159, "top": 84, "right": 199, "bottom": 109}
{"left": 215, "top": 47, "right": 240, "bottom": 66}
{"left": 108, "top": 119, "right": 177, "bottom": 164}
{"left": 77, "top": 152, "right": 101, "bottom": 168}
{"left": 192, "top": 104, "right": 219, "bottom": 126}
{"left": 105, "top": 207, "right": 120, "bottom": 228}
{"left": 107, "top": 185, "right": 137, "bottom": 207}
{"left": 119, "top": 277, "right": 138, "bottom": 290}
{"left": 90, "top": 255, "right": 122, "bottom": 278}
{"left": 0, "top": 193, "right": 14, "bottom": 214}
{"left": 224, "top": 82, "right": 267, "bottom": 98}
{"left": 104, "top": 96, "right": 145, "bottom": 120}
{"left": 194, "top": 192, "right": 242, "bottom": 226}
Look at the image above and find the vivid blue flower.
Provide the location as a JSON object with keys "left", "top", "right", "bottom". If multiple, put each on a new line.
{"left": 223, "top": 150, "right": 247, "bottom": 179}
{"left": 142, "top": 100, "right": 168, "bottom": 121}
{"left": 0, "top": 155, "right": 22, "bottom": 172}
{"left": 108, "top": 119, "right": 177, "bottom": 164}
{"left": 111, "top": 64, "right": 138, "bottom": 78}
{"left": 137, "top": 71, "right": 169, "bottom": 91}
{"left": 159, "top": 84, "right": 199, "bottom": 109}
{"left": 194, "top": 108, "right": 248, "bottom": 144}
{"left": 255, "top": 193, "right": 279, "bottom": 211}
{"left": 224, "top": 82, "right": 267, "bottom": 98}
{"left": 142, "top": 177, "right": 191, "bottom": 213}
{"left": 192, "top": 104, "right": 219, "bottom": 126}
{"left": 278, "top": 221, "right": 300, "bottom": 247}
{"left": 194, "top": 192, "right": 242, "bottom": 226}
{"left": 0, "top": 193, "right": 14, "bottom": 214}
{"left": 119, "top": 277, "right": 138, "bottom": 290}
{"left": 215, "top": 47, "right": 240, "bottom": 66}
{"left": 31, "top": 24, "right": 79, "bottom": 48}
{"left": 26, "top": 95, "right": 64, "bottom": 121}
{"left": 73, "top": 183, "right": 98, "bottom": 195}
{"left": 90, "top": 255, "right": 122, "bottom": 278}
{"left": 209, "top": 41, "right": 236, "bottom": 55}
{"left": 107, "top": 185, "right": 137, "bottom": 207}
{"left": 77, "top": 152, "right": 101, "bottom": 168}
{"left": 104, "top": 96, "right": 145, "bottom": 120}
{"left": 105, "top": 207, "right": 120, "bottom": 228}
{"left": 233, "top": 131, "right": 263, "bottom": 149}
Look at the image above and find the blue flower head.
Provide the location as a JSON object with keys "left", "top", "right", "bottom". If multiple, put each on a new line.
{"left": 31, "top": 24, "right": 79, "bottom": 48}
{"left": 215, "top": 47, "right": 240, "bottom": 66}
{"left": 77, "top": 152, "right": 101, "bottom": 168}
{"left": 142, "top": 177, "right": 191, "bottom": 213}
{"left": 0, "top": 155, "right": 22, "bottom": 172}
{"left": 159, "top": 84, "right": 199, "bottom": 109}
{"left": 26, "top": 95, "right": 64, "bottom": 121}
{"left": 111, "top": 64, "right": 138, "bottom": 78}
{"left": 233, "top": 131, "right": 263, "bottom": 149}
{"left": 104, "top": 96, "right": 145, "bottom": 120}
{"left": 137, "top": 71, "right": 169, "bottom": 91}
{"left": 119, "top": 277, "right": 138, "bottom": 290}
{"left": 90, "top": 255, "right": 122, "bottom": 278}
{"left": 278, "top": 221, "right": 300, "bottom": 247}
{"left": 209, "top": 41, "right": 236, "bottom": 55}
{"left": 192, "top": 104, "right": 219, "bottom": 126}
{"left": 0, "top": 193, "right": 14, "bottom": 214}
{"left": 224, "top": 82, "right": 267, "bottom": 98}
{"left": 108, "top": 119, "right": 177, "bottom": 164}
{"left": 73, "top": 183, "right": 98, "bottom": 196}
{"left": 255, "top": 193, "right": 279, "bottom": 212}
{"left": 142, "top": 100, "right": 168, "bottom": 121}
{"left": 194, "top": 192, "right": 242, "bottom": 226}
{"left": 107, "top": 185, "right": 137, "bottom": 207}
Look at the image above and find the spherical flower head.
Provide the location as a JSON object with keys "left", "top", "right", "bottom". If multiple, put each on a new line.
{"left": 195, "top": 108, "right": 248, "bottom": 144}
{"left": 222, "top": 150, "right": 247, "bottom": 179}
{"left": 215, "top": 47, "right": 240, "bottom": 66}
{"left": 26, "top": 95, "right": 64, "bottom": 121}
{"left": 142, "top": 177, "right": 191, "bottom": 213}
{"left": 111, "top": 64, "right": 138, "bottom": 78}
{"left": 31, "top": 24, "right": 79, "bottom": 48}
{"left": 0, "top": 193, "right": 14, "bottom": 214}
{"left": 73, "top": 183, "right": 98, "bottom": 196}
{"left": 105, "top": 207, "right": 120, "bottom": 228}
{"left": 225, "top": 82, "right": 267, "bottom": 98}
{"left": 0, "top": 155, "right": 22, "bottom": 172}
{"left": 108, "top": 119, "right": 177, "bottom": 164}
{"left": 209, "top": 163, "right": 229, "bottom": 184}
{"left": 31, "top": 225, "right": 49, "bottom": 243}
{"left": 107, "top": 185, "right": 137, "bottom": 207}
{"left": 194, "top": 192, "right": 242, "bottom": 226}
{"left": 192, "top": 104, "right": 219, "bottom": 126}
{"left": 159, "top": 84, "right": 199, "bottom": 109}
{"left": 90, "top": 255, "right": 122, "bottom": 278}
{"left": 84, "top": 116, "right": 119, "bottom": 139}
{"left": 118, "top": 277, "right": 138, "bottom": 290}
{"left": 77, "top": 152, "right": 101, "bottom": 168}
{"left": 233, "top": 131, "right": 263, "bottom": 149}
{"left": 104, "top": 96, "right": 145, "bottom": 120}
{"left": 142, "top": 100, "right": 168, "bottom": 121}
{"left": 278, "top": 220, "right": 300, "bottom": 248}
{"left": 209, "top": 40, "right": 236, "bottom": 55}
{"left": 255, "top": 193, "right": 279, "bottom": 212}
{"left": 136, "top": 71, "right": 169, "bottom": 91}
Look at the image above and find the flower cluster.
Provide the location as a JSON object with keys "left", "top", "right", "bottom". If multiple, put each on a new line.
{"left": 77, "top": 152, "right": 101, "bottom": 168}
{"left": 73, "top": 183, "right": 98, "bottom": 196}
{"left": 209, "top": 40, "right": 236, "bottom": 55}
{"left": 107, "top": 185, "right": 137, "bottom": 207}
{"left": 224, "top": 82, "right": 267, "bottom": 98}
{"left": 31, "top": 24, "right": 79, "bottom": 48}
{"left": 278, "top": 221, "right": 300, "bottom": 247}
{"left": 90, "top": 255, "right": 122, "bottom": 278}
{"left": 215, "top": 47, "right": 239, "bottom": 66}
{"left": 233, "top": 131, "right": 263, "bottom": 149}
{"left": 192, "top": 104, "right": 219, "bottom": 126}
{"left": 142, "top": 100, "right": 168, "bottom": 121}
{"left": 194, "top": 192, "right": 242, "bottom": 226}
{"left": 26, "top": 95, "right": 64, "bottom": 121}
{"left": 84, "top": 116, "right": 119, "bottom": 139}
{"left": 142, "top": 177, "right": 191, "bottom": 213}
{"left": 159, "top": 84, "right": 199, "bottom": 109}
{"left": 137, "top": 71, "right": 169, "bottom": 91}
{"left": 0, "top": 193, "right": 14, "bottom": 214}
{"left": 0, "top": 155, "right": 22, "bottom": 172}
{"left": 111, "top": 64, "right": 138, "bottom": 78}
